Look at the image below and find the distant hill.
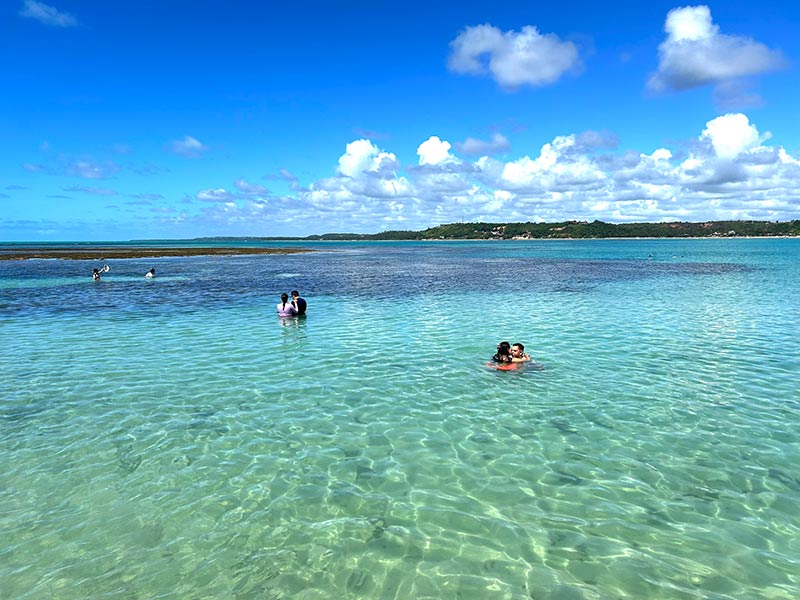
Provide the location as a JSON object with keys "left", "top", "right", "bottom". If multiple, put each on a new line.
{"left": 304, "top": 220, "right": 800, "bottom": 240}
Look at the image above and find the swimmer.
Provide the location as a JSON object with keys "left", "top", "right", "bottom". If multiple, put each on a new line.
{"left": 491, "top": 341, "right": 513, "bottom": 364}
{"left": 145, "top": 268, "right": 155, "bottom": 278}
{"left": 276, "top": 293, "right": 298, "bottom": 317}
{"left": 510, "top": 343, "right": 531, "bottom": 363}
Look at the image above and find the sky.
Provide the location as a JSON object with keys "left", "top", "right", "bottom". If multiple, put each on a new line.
{"left": 2, "top": 0, "right": 800, "bottom": 241}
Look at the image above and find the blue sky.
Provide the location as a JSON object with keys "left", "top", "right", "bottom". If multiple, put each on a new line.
{"left": 2, "top": 0, "right": 799, "bottom": 240}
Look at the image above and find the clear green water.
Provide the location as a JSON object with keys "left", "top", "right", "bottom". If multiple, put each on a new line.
{"left": 1, "top": 239, "right": 799, "bottom": 599}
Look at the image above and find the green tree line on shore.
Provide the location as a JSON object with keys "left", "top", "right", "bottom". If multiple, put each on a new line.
{"left": 301, "top": 220, "right": 800, "bottom": 240}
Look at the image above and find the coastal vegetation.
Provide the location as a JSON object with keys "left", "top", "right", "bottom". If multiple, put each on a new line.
{"left": 306, "top": 220, "right": 800, "bottom": 240}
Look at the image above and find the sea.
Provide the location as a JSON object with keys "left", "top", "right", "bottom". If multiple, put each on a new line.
{"left": 1, "top": 238, "right": 799, "bottom": 600}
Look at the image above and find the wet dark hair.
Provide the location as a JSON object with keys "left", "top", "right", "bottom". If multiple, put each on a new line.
{"left": 280, "top": 293, "right": 289, "bottom": 307}
{"left": 513, "top": 343, "right": 525, "bottom": 352}
{"left": 493, "top": 341, "right": 512, "bottom": 363}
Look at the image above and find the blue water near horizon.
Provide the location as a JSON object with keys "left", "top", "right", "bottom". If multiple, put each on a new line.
{"left": 2, "top": 239, "right": 799, "bottom": 599}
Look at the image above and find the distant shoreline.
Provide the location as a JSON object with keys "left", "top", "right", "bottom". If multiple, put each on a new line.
{"left": 0, "top": 247, "right": 313, "bottom": 261}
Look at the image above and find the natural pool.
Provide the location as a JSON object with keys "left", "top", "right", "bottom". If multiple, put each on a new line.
{"left": 2, "top": 239, "right": 799, "bottom": 599}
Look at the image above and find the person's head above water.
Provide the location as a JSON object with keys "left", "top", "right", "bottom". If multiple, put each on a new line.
{"left": 495, "top": 341, "right": 511, "bottom": 357}
{"left": 280, "top": 293, "right": 289, "bottom": 304}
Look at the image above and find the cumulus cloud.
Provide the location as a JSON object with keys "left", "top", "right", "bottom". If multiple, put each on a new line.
{"left": 448, "top": 24, "right": 580, "bottom": 89}
{"left": 167, "top": 136, "right": 208, "bottom": 158}
{"left": 700, "top": 113, "right": 765, "bottom": 159}
{"left": 648, "top": 5, "right": 785, "bottom": 97}
{"left": 455, "top": 132, "right": 511, "bottom": 156}
{"left": 19, "top": 0, "right": 78, "bottom": 27}
{"left": 337, "top": 139, "right": 400, "bottom": 177}
{"left": 145, "top": 116, "right": 800, "bottom": 236}
{"left": 417, "top": 136, "right": 459, "bottom": 166}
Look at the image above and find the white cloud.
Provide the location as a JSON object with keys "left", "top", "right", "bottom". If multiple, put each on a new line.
{"left": 234, "top": 178, "right": 270, "bottom": 196}
{"left": 700, "top": 113, "right": 764, "bottom": 159}
{"left": 156, "top": 115, "right": 800, "bottom": 236}
{"left": 455, "top": 133, "right": 511, "bottom": 156}
{"left": 500, "top": 135, "right": 607, "bottom": 191}
{"left": 338, "top": 139, "right": 399, "bottom": 177}
{"left": 197, "top": 188, "right": 236, "bottom": 202}
{"left": 167, "top": 136, "right": 208, "bottom": 158}
{"left": 417, "top": 136, "right": 458, "bottom": 166}
{"left": 448, "top": 24, "right": 580, "bottom": 89}
{"left": 648, "top": 5, "right": 785, "bottom": 95}
{"left": 19, "top": 0, "right": 77, "bottom": 27}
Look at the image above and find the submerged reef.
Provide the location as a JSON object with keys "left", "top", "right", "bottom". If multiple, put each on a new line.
{"left": 0, "top": 247, "right": 312, "bottom": 260}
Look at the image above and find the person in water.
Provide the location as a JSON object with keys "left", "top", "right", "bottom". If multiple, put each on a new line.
{"left": 92, "top": 268, "right": 101, "bottom": 281}
{"left": 291, "top": 290, "right": 306, "bottom": 315}
{"left": 510, "top": 343, "right": 531, "bottom": 363}
{"left": 277, "top": 293, "right": 298, "bottom": 317}
{"left": 492, "top": 341, "right": 513, "bottom": 363}
{"left": 145, "top": 268, "right": 155, "bottom": 278}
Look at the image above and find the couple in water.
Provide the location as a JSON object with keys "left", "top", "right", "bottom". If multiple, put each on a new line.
{"left": 277, "top": 290, "right": 307, "bottom": 317}
{"left": 491, "top": 341, "right": 531, "bottom": 367}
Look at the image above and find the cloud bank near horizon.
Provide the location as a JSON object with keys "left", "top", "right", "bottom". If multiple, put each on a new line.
{"left": 9, "top": 112, "right": 800, "bottom": 238}
{"left": 165, "top": 112, "right": 800, "bottom": 236}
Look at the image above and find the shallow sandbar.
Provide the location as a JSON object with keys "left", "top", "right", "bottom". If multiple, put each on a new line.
{"left": 0, "top": 247, "right": 312, "bottom": 260}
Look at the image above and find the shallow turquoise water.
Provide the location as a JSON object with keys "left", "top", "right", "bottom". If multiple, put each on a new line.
{"left": 1, "top": 239, "right": 799, "bottom": 599}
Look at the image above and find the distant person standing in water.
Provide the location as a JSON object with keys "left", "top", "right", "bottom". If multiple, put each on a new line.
{"left": 93, "top": 264, "right": 109, "bottom": 280}
{"left": 291, "top": 290, "right": 307, "bottom": 315}
{"left": 145, "top": 268, "right": 155, "bottom": 278}
{"left": 277, "top": 293, "right": 297, "bottom": 317}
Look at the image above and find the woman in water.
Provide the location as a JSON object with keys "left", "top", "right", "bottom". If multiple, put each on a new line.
{"left": 276, "top": 293, "right": 298, "bottom": 317}
{"left": 492, "top": 341, "right": 513, "bottom": 363}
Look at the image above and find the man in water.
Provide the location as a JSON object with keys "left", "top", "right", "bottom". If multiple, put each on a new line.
{"left": 510, "top": 343, "right": 531, "bottom": 363}
{"left": 291, "top": 290, "right": 307, "bottom": 315}
{"left": 93, "top": 268, "right": 101, "bottom": 281}
{"left": 145, "top": 268, "right": 155, "bottom": 278}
